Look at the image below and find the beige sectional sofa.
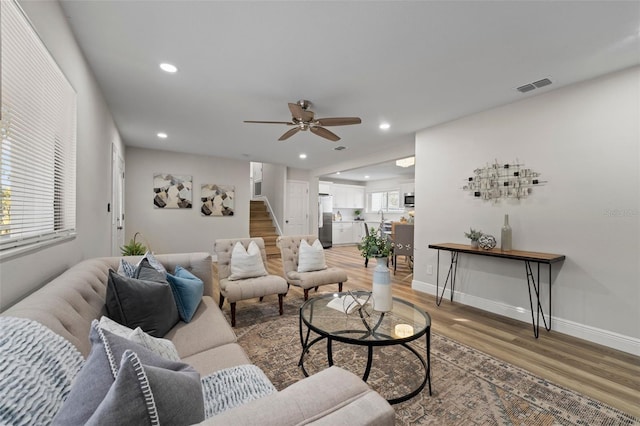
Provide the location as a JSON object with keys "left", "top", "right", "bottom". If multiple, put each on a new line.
{"left": 1, "top": 252, "right": 394, "bottom": 425}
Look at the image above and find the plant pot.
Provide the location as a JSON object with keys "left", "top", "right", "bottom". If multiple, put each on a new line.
{"left": 471, "top": 240, "right": 479, "bottom": 249}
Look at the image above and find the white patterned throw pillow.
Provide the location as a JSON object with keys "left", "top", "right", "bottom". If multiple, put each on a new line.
{"left": 98, "top": 316, "right": 180, "bottom": 362}
{"left": 228, "top": 241, "right": 267, "bottom": 280}
{"left": 297, "top": 239, "right": 327, "bottom": 272}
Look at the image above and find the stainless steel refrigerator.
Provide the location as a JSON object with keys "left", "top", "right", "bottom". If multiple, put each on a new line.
{"left": 318, "top": 194, "right": 333, "bottom": 248}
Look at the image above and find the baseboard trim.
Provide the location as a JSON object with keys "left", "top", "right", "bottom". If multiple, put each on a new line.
{"left": 411, "top": 279, "right": 640, "bottom": 356}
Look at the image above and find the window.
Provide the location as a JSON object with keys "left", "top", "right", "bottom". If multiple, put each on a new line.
{"left": 1, "top": 0, "right": 77, "bottom": 257}
{"left": 368, "top": 189, "right": 401, "bottom": 213}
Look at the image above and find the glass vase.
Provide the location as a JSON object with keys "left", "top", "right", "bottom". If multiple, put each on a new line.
{"left": 501, "top": 214, "right": 512, "bottom": 251}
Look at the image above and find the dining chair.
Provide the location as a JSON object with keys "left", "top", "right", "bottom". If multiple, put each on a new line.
{"left": 392, "top": 224, "right": 414, "bottom": 274}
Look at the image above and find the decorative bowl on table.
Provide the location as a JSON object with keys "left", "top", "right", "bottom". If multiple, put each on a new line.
{"left": 478, "top": 234, "right": 497, "bottom": 250}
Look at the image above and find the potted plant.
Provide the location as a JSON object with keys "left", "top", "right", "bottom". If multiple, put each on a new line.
{"left": 354, "top": 209, "right": 362, "bottom": 220}
{"left": 120, "top": 232, "right": 147, "bottom": 256}
{"left": 464, "top": 228, "right": 483, "bottom": 249}
{"left": 358, "top": 227, "right": 392, "bottom": 262}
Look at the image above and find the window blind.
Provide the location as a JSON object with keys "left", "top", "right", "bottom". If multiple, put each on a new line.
{"left": 1, "top": 0, "right": 77, "bottom": 254}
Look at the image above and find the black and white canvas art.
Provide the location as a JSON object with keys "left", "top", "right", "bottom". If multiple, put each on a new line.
{"left": 153, "top": 173, "right": 193, "bottom": 209}
{"left": 201, "top": 184, "right": 234, "bottom": 216}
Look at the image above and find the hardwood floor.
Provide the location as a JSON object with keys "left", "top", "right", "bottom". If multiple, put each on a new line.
{"left": 219, "top": 244, "right": 640, "bottom": 417}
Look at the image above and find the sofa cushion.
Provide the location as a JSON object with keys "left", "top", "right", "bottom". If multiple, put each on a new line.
{"left": 228, "top": 241, "right": 267, "bottom": 280}
{"left": 53, "top": 322, "right": 203, "bottom": 425}
{"left": 98, "top": 316, "right": 181, "bottom": 362}
{"left": 166, "top": 265, "right": 204, "bottom": 323}
{"left": 297, "top": 238, "right": 327, "bottom": 272}
{"left": 164, "top": 297, "right": 237, "bottom": 358}
{"left": 182, "top": 342, "right": 252, "bottom": 376}
{"left": 105, "top": 269, "right": 179, "bottom": 337}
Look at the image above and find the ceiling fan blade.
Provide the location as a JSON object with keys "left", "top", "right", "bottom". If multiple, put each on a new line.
{"left": 278, "top": 127, "right": 301, "bottom": 141}
{"left": 244, "top": 120, "right": 295, "bottom": 125}
{"left": 288, "top": 103, "right": 314, "bottom": 122}
{"left": 288, "top": 103, "right": 305, "bottom": 121}
{"left": 310, "top": 126, "right": 340, "bottom": 142}
{"left": 315, "top": 117, "right": 362, "bottom": 126}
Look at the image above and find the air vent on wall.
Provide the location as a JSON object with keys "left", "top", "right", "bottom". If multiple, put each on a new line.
{"left": 517, "top": 77, "right": 552, "bottom": 93}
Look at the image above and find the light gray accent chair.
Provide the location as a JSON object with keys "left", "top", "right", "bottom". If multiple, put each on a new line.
{"left": 214, "top": 237, "right": 289, "bottom": 326}
{"left": 276, "top": 234, "right": 348, "bottom": 300}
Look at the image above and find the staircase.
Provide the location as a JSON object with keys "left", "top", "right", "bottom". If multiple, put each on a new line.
{"left": 250, "top": 200, "right": 280, "bottom": 259}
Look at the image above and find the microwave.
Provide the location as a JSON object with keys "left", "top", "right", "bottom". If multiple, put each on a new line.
{"left": 403, "top": 193, "right": 415, "bottom": 207}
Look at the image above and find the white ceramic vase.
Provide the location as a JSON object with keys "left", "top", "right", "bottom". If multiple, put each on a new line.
{"left": 372, "top": 257, "right": 393, "bottom": 312}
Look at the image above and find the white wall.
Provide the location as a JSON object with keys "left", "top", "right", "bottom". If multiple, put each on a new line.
{"left": 260, "top": 163, "right": 287, "bottom": 232}
{"left": 0, "top": 1, "right": 123, "bottom": 310}
{"left": 125, "top": 147, "right": 250, "bottom": 254}
{"left": 413, "top": 66, "right": 640, "bottom": 354}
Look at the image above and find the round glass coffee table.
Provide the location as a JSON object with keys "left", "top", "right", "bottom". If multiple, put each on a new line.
{"left": 298, "top": 291, "right": 432, "bottom": 404}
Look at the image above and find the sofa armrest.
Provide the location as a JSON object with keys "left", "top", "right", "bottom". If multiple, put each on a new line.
{"left": 198, "top": 367, "right": 394, "bottom": 426}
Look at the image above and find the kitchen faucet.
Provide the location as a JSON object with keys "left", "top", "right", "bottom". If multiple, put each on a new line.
{"left": 378, "top": 209, "right": 385, "bottom": 221}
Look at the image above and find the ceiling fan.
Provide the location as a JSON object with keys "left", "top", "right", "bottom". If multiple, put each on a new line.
{"left": 244, "top": 100, "right": 361, "bottom": 142}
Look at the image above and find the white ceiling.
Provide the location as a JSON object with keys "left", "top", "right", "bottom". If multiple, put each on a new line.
{"left": 323, "top": 158, "right": 415, "bottom": 183}
{"left": 58, "top": 1, "right": 640, "bottom": 176}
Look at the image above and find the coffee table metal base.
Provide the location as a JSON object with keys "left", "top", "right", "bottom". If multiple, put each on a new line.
{"left": 298, "top": 322, "right": 432, "bottom": 405}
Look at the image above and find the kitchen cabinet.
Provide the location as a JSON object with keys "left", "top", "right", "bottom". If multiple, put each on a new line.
{"left": 332, "top": 184, "right": 365, "bottom": 209}
{"left": 352, "top": 221, "right": 365, "bottom": 243}
{"left": 332, "top": 222, "right": 353, "bottom": 245}
{"left": 319, "top": 182, "right": 332, "bottom": 194}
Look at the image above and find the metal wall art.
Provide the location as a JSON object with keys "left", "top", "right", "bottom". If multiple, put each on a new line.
{"left": 462, "top": 159, "right": 547, "bottom": 202}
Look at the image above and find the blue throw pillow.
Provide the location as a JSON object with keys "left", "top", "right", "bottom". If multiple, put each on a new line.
{"left": 166, "top": 266, "right": 204, "bottom": 323}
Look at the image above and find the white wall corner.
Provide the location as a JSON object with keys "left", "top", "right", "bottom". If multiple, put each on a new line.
{"left": 411, "top": 279, "right": 640, "bottom": 357}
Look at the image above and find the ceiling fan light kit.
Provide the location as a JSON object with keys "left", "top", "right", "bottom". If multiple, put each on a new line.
{"left": 244, "top": 100, "right": 361, "bottom": 142}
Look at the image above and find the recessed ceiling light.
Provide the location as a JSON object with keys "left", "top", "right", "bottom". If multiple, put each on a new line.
{"left": 157, "top": 132, "right": 168, "bottom": 139}
{"left": 336, "top": 172, "right": 341, "bottom": 175}
{"left": 379, "top": 123, "right": 390, "bottom": 130}
{"left": 299, "top": 153, "right": 307, "bottom": 159}
{"left": 364, "top": 175, "right": 370, "bottom": 179}
{"left": 159, "top": 63, "right": 178, "bottom": 73}
{"left": 396, "top": 156, "right": 415, "bottom": 168}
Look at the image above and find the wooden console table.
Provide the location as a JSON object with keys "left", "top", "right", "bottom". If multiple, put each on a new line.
{"left": 428, "top": 243, "right": 565, "bottom": 338}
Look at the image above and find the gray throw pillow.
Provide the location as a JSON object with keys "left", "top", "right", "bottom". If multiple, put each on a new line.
{"left": 135, "top": 258, "right": 167, "bottom": 282}
{"left": 105, "top": 269, "right": 179, "bottom": 337}
{"left": 86, "top": 350, "right": 204, "bottom": 425}
{"left": 53, "top": 323, "right": 204, "bottom": 425}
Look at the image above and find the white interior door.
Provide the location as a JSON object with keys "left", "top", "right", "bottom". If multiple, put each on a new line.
{"left": 284, "top": 180, "right": 308, "bottom": 235}
{"left": 111, "top": 144, "right": 125, "bottom": 255}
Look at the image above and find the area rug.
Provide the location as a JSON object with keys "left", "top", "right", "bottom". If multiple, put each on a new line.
{"left": 229, "top": 299, "right": 639, "bottom": 426}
